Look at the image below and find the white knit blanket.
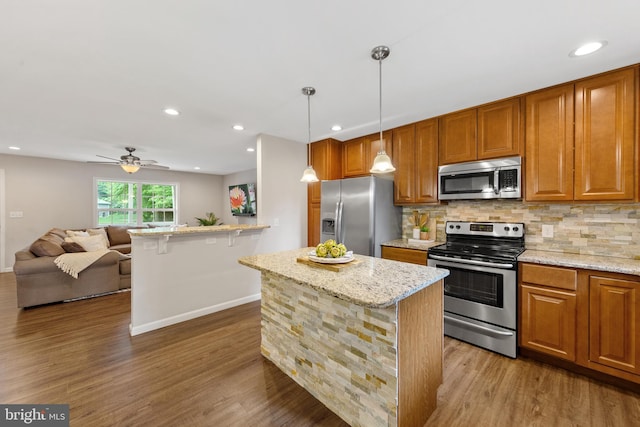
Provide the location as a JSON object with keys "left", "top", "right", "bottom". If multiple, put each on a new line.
{"left": 54, "top": 250, "right": 111, "bottom": 279}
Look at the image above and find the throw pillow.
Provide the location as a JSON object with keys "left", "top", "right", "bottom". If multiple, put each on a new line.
{"left": 68, "top": 235, "right": 109, "bottom": 252}
{"left": 48, "top": 228, "right": 68, "bottom": 240}
{"left": 106, "top": 226, "right": 132, "bottom": 246}
{"left": 66, "top": 230, "right": 89, "bottom": 238}
{"left": 30, "top": 233, "right": 65, "bottom": 257}
{"left": 87, "top": 228, "right": 110, "bottom": 248}
{"left": 61, "top": 241, "right": 86, "bottom": 253}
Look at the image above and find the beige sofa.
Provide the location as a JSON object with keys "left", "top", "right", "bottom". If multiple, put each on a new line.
{"left": 13, "top": 226, "right": 142, "bottom": 308}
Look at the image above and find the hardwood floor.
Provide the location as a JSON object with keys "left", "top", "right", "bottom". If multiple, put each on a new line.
{"left": 1, "top": 272, "right": 639, "bottom": 427}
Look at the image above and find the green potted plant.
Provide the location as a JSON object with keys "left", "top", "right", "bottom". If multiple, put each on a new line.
{"left": 420, "top": 225, "right": 430, "bottom": 240}
{"left": 195, "top": 212, "right": 222, "bottom": 226}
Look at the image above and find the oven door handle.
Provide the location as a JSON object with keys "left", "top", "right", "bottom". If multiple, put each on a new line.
{"left": 445, "top": 315, "right": 514, "bottom": 337}
{"left": 428, "top": 254, "right": 514, "bottom": 269}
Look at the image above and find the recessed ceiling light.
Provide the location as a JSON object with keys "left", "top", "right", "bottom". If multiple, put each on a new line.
{"left": 194, "top": 166, "right": 201, "bottom": 170}
{"left": 246, "top": 147, "right": 255, "bottom": 152}
{"left": 569, "top": 41, "right": 608, "bottom": 57}
{"left": 164, "top": 108, "right": 180, "bottom": 116}
{"left": 331, "top": 125, "right": 342, "bottom": 131}
{"left": 9, "top": 146, "right": 20, "bottom": 150}
{"left": 233, "top": 124, "right": 244, "bottom": 131}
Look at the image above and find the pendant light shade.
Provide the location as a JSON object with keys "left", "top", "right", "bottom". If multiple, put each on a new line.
{"left": 120, "top": 164, "right": 141, "bottom": 174}
{"left": 370, "top": 45, "right": 396, "bottom": 174}
{"left": 300, "top": 86, "right": 320, "bottom": 183}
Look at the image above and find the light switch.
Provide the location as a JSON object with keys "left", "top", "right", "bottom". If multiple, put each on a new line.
{"left": 9, "top": 211, "right": 23, "bottom": 218}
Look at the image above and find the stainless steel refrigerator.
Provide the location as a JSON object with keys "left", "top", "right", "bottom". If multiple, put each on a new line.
{"left": 320, "top": 176, "right": 401, "bottom": 258}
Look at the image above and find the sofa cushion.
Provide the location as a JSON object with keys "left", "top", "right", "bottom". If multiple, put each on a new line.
{"left": 106, "top": 226, "right": 132, "bottom": 246}
{"left": 66, "top": 230, "right": 89, "bottom": 238}
{"left": 110, "top": 244, "right": 131, "bottom": 255}
{"left": 30, "top": 233, "right": 65, "bottom": 257}
{"left": 48, "top": 228, "right": 68, "bottom": 239}
{"left": 61, "top": 241, "right": 86, "bottom": 253}
{"left": 87, "top": 228, "right": 110, "bottom": 248}
{"left": 66, "top": 235, "right": 109, "bottom": 252}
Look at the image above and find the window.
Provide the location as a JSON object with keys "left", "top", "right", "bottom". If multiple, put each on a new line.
{"left": 96, "top": 179, "right": 178, "bottom": 226}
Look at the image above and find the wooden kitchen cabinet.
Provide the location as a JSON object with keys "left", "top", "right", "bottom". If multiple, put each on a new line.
{"left": 588, "top": 275, "right": 640, "bottom": 375}
{"left": 393, "top": 119, "right": 439, "bottom": 205}
{"left": 342, "top": 131, "right": 392, "bottom": 178}
{"left": 439, "top": 98, "right": 522, "bottom": 165}
{"left": 439, "top": 108, "right": 476, "bottom": 164}
{"left": 520, "top": 263, "right": 577, "bottom": 361}
{"left": 574, "top": 68, "right": 636, "bottom": 201}
{"left": 307, "top": 138, "right": 342, "bottom": 247}
{"left": 525, "top": 84, "right": 575, "bottom": 201}
{"left": 525, "top": 67, "right": 637, "bottom": 202}
{"left": 381, "top": 246, "right": 428, "bottom": 266}
{"left": 477, "top": 98, "right": 523, "bottom": 160}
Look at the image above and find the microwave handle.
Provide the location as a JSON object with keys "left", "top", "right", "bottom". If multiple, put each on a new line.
{"left": 493, "top": 170, "right": 500, "bottom": 194}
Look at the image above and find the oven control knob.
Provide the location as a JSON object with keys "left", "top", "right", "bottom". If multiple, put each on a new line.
{"left": 455, "top": 225, "right": 461, "bottom": 229}
{"left": 513, "top": 226, "right": 519, "bottom": 232}
{"left": 504, "top": 226, "right": 510, "bottom": 232}
{"left": 449, "top": 224, "right": 454, "bottom": 229}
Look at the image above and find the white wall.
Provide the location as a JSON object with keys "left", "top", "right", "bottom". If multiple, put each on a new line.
{"left": 222, "top": 169, "right": 258, "bottom": 226}
{"left": 1, "top": 154, "right": 223, "bottom": 271}
{"left": 255, "top": 134, "right": 308, "bottom": 253}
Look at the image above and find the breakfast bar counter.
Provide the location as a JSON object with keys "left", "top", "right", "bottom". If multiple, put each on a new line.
{"left": 238, "top": 248, "right": 449, "bottom": 427}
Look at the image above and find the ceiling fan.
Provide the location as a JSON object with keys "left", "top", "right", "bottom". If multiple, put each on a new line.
{"left": 89, "top": 147, "right": 169, "bottom": 174}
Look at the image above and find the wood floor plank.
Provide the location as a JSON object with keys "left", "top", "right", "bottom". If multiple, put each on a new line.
{"left": 1, "top": 271, "right": 639, "bottom": 426}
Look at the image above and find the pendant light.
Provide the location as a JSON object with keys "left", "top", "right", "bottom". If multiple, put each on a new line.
{"left": 300, "top": 86, "right": 320, "bottom": 183}
{"left": 369, "top": 45, "right": 396, "bottom": 174}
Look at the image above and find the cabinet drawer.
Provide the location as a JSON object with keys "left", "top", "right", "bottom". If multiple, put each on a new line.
{"left": 521, "top": 263, "right": 577, "bottom": 290}
{"left": 381, "top": 246, "right": 427, "bottom": 266}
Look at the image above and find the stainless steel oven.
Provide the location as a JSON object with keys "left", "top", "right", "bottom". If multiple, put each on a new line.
{"left": 427, "top": 221, "right": 525, "bottom": 358}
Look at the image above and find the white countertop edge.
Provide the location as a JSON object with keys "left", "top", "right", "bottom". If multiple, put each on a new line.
{"left": 128, "top": 224, "right": 269, "bottom": 236}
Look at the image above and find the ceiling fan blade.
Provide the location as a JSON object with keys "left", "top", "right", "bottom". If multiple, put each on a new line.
{"left": 87, "top": 160, "right": 120, "bottom": 165}
{"left": 139, "top": 159, "right": 158, "bottom": 164}
{"left": 141, "top": 164, "right": 170, "bottom": 170}
{"left": 96, "top": 154, "right": 121, "bottom": 161}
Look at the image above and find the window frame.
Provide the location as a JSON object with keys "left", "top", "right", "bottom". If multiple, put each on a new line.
{"left": 93, "top": 177, "right": 180, "bottom": 227}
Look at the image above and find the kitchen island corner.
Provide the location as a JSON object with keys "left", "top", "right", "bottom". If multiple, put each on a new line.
{"left": 239, "top": 247, "right": 449, "bottom": 427}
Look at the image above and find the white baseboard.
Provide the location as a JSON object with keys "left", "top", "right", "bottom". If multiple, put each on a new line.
{"left": 129, "top": 293, "right": 261, "bottom": 336}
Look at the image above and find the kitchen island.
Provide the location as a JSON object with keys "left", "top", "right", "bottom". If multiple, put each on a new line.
{"left": 238, "top": 248, "right": 449, "bottom": 427}
{"left": 128, "top": 224, "right": 269, "bottom": 335}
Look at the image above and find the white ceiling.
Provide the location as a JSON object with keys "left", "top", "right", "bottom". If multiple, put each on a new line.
{"left": 2, "top": 1, "right": 640, "bottom": 175}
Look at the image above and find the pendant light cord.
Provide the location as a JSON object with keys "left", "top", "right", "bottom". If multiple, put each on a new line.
{"left": 378, "top": 56, "right": 383, "bottom": 148}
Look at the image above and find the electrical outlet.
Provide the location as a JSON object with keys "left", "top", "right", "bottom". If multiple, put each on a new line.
{"left": 273, "top": 218, "right": 280, "bottom": 226}
{"left": 541, "top": 224, "right": 554, "bottom": 238}
{"left": 9, "top": 211, "right": 23, "bottom": 218}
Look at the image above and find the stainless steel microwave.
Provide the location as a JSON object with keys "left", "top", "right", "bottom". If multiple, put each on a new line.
{"left": 438, "top": 156, "right": 521, "bottom": 200}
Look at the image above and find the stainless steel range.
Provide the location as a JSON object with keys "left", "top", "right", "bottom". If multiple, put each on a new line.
{"left": 427, "top": 221, "right": 525, "bottom": 358}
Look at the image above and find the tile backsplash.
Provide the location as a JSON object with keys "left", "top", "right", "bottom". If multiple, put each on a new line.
{"left": 402, "top": 202, "right": 640, "bottom": 260}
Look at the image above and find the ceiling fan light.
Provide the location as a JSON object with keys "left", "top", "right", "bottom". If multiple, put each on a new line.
{"left": 370, "top": 151, "right": 396, "bottom": 173}
{"left": 300, "top": 166, "right": 319, "bottom": 182}
{"left": 121, "top": 164, "right": 141, "bottom": 174}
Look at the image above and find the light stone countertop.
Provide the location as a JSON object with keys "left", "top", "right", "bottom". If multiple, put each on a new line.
{"left": 519, "top": 250, "right": 640, "bottom": 277}
{"left": 128, "top": 224, "right": 269, "bottom": 237}
{"left": 381, "top": 238, "right": 443, "bottom": 251}
{"left": 238, "top": 247, "right": 449, "bottom": 308}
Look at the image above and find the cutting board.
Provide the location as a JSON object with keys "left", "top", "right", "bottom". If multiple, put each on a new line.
{"left": 296, "top": 256, "right": 361, "bottom": 272}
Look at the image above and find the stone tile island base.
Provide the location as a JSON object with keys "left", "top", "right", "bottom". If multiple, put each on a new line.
{"left": 260, "top": 271, "right": 443, "bottom": 427}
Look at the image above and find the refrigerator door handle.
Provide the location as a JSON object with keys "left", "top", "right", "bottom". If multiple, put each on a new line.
{"left": 335, "top": 201, "right": 343, "bottom": 243}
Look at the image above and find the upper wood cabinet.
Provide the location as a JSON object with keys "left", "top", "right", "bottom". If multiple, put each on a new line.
{"left": 308, "top": 139, "right": 342, "bottom": 204}
{"left": 525, "top": 84, "right": 575, "bottom": 201}
{"left": 439, "top": 109, "right": 476, "bottom": 164}
{"left": 342, "top": 131, "right": 392, "bottom": 178}
{"left": 477, "top": 98, "right": 523, "bottom": 160}
{"left": 525, "top": 67, "right": 637, "bottom": 202}
{"left": 439, "top": 98, "right": 522, "bottom": 165}
{"left": 393, "top": 119, "right": 439, "bottom": 205}
{"left": 307, "top": 139, "right": 341, "bottom": 247}
{"left": 574, "top": 68, "right": 636, "bottom": 201}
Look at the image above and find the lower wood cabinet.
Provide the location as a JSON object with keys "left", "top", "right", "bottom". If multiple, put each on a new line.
{"left": 381, "top": 246, "right": 427, "bottom": 266}
{"left": 520, "top": 264, "right": 577, "bottom": 361}
{"left": 519, "top": 262, "right": 640, "bottom": 384}
{"left": 588, "top": 276, "right": 640, "bottom": 375}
